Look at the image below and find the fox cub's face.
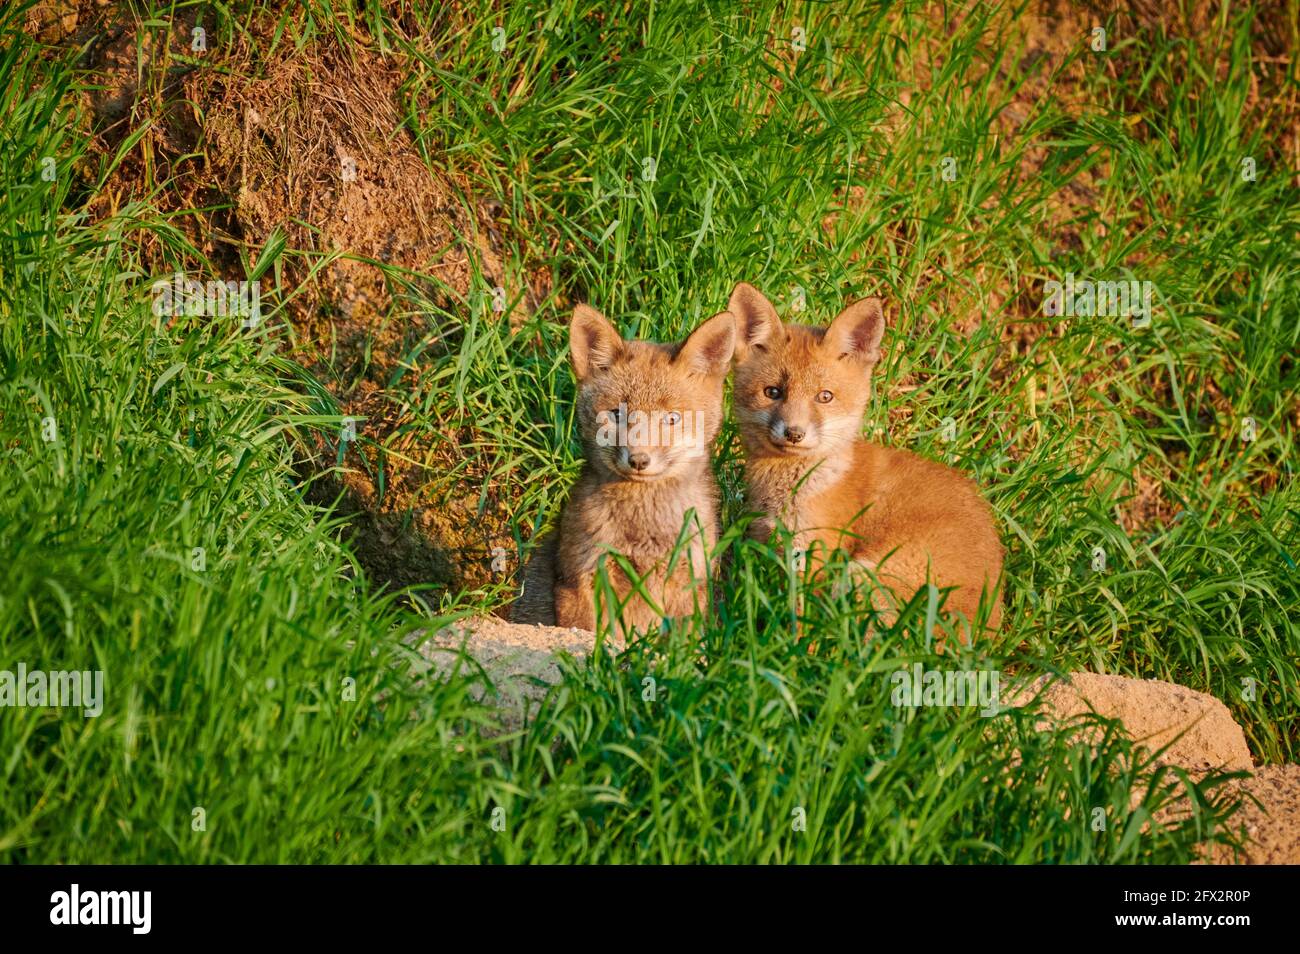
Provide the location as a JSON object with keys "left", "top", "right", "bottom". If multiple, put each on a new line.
{"left": 729, "top": 283, "right": 885, "bottom": 458}
{"left": 569, "top": 305, "right": 736, "bottom": 481}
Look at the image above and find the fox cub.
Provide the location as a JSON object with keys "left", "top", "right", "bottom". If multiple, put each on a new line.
{"left": 729, "top": 282, "right": 1003, "bottom": 634}
{"left": 512, "top": 304, "right": 736, "bottom": 635}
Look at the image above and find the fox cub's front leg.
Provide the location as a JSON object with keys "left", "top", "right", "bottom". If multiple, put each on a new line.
{"left": 553, "top": 574, "right": 596, "bottom": 631}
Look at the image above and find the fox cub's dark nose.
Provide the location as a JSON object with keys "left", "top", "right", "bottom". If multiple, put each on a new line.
{"left": 628, "top": 452, "right": 651, "bottom": 471}
{"left": 784, "top": 426, "right": 806, "bottom": 444}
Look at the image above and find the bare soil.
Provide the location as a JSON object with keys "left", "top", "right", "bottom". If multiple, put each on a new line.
{"left": 1019, "top": 670, "right": 1254, "bottom": 773}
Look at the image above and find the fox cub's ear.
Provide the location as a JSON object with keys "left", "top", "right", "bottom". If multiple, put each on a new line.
{"left": 570, "top": 304, "right": 624, "bottom": 380}
{"left": 676, "top": 310, "right": 736, "bottom": 378}
{"left": 824, "top": 297, "right": 885, "bottom": 366}
{"left": 728, "top": 282, "right": 781, "bottom": 363}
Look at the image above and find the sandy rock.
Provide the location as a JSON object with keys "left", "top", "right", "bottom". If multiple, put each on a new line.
{"left": 1012, "top": 671, "right": 1300, "bottom": 864}
{"left": 416, "top": 616, "right": 609, "bottom": 726}
{"left": 1015, "top": 671, "right": 1254, "bottom": 774}
{"left": 1210, "top": 765, "right": 1300, "bottom": 865}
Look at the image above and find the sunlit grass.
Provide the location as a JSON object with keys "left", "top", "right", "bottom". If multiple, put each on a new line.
{"left": 0, "top": 0, "right": 1294, "bottom": 862}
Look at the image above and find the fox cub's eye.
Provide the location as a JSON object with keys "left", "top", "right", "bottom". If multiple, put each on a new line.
{"left": 815, "top": 390, "right": 834, "bottom": 404}
{"left": 763, "top": 386, "right": 783, "bottom": 400}
{"left": 663, "top": 411, "right": 681, "bottom": 426}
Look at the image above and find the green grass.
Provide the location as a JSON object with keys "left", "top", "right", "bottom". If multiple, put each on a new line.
{"left": 1, "top": 0, "right": 1295, "bottom": 862}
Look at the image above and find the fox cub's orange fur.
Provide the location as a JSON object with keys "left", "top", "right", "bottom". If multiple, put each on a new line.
{"left": 729, "top": 282, "right": 1003, "bottom": 634}
{"left": 512, "top": 304, "right": 736, "bottom": 635}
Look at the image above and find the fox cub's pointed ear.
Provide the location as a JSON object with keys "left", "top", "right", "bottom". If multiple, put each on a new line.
{"left": 676, "top": 310, "right": 736, "bottom": 377}
{"left": 824, "top": 297, "right": 885, "bottom": 366}
{"left": 570, "top": 304, "right": 624, "bottom": 380}
{"left": 728, "top": 282, "right": 781, "bottom": 363}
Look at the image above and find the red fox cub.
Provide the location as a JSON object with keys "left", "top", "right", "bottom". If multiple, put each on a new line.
{"left": 512, "top": 304, "right": 736, "bottom": 635}
{"left": 728, "top": 282, "right": 1003, "bottom": 636}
